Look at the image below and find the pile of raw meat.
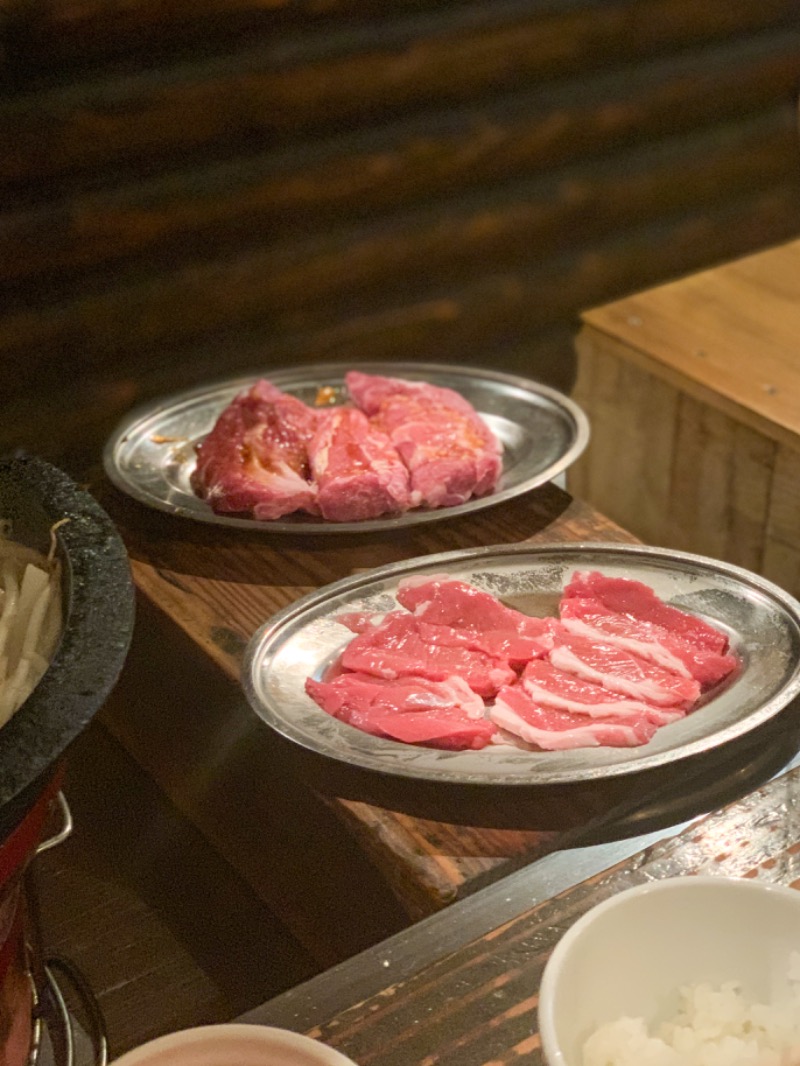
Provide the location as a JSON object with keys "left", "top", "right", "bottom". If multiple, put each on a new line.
{"left": 191, "top": 370, "right": 502, "bottom": 522}
{"left": 305, "top": 570, "right": 739, "bottom": 752}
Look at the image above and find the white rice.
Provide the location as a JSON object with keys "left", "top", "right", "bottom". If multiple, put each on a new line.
{"left": 583, "top": 958, "right": 800, "bottom": 1066}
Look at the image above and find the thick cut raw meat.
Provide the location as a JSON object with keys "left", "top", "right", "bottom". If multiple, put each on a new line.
{"left": 520, "top": 659, "right": 684, "bottom": 726}
{"left": 345, "top": 370, "right": 502, "bottom": 509}
{"left": 305, "top": 672, "right": 495, "bottom": 749}
{"left": 395, "top": 575, "right": 553, "bottom": 666}
{"left": 563, "top": 571, "right": 729, "bottom": 653}
{"left": 307, "top": 407, "right": 411, "bottom": 522}
{"left": 548, "top": 627, "right": 701, "bottom": 707}
{"left": 559, "top": 596, "right": 737, "bottom": 689}
{"left": 192, "top": 380, "right": 319, "bottom": 519}
{"left": 339, "top": 612, "right": 516, "bottom": 697}
{"left": 490, "top": 685, "right": 658, "bottom": 750}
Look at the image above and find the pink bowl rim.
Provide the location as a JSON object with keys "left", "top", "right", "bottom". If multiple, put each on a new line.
{"left": 109, "top": 1023, "right": 358, "bottom": 1065}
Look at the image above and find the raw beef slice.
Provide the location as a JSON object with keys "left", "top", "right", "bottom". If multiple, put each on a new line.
{"left": 305, "top": 672, "right": 495, "bottom": 749}
{"left": 563, "top": 571, "right": 729, "bottom": 653}
{"left": 520, "top": 659, "right": 684, "bottom": 726}
{"left": 395, "top": 575, "right": 553, "bottom": 667}
{"left": 308, "top": 407, "right": 411, "bottom": 521}
{"left": 548, "top": 628, "right": 701, "bottom": 707}
{"left": 490, "top": 685, "right": 658, "bottom": 750}
{"left": 338, "top": 612, "right": 516, "bottom": 698}
{"left": 345, "top": 370, "right": 502, "bottom": 509}
{"left": 192, "top": 379, "right": 319, "bottom": 519}
{"left": 559, "top": 596, "right": 737, "bottom": 688}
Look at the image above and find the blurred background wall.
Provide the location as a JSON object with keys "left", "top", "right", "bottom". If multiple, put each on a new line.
{"left": 2, "top": 0, "right": 800, "bottom": 477}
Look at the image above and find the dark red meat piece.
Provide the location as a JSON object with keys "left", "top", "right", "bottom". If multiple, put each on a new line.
{"left": 345, "top": 370, "right": 502, "bottom": 509}
{"left": 307, "top": 407, "right": 411, "bottom": 522}
{"left": 191, "top": 380, "right": 319, "bottom": 520}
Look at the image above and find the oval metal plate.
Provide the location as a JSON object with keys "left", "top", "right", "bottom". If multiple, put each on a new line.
{"left": 243, "top": 543, "right": 800, "bottom": 787}
{"left": 102, "top": 362, "right": 589, "bottom": 533}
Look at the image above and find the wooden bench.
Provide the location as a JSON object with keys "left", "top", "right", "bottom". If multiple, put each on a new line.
{"left": 569, "top": 236, "right": 800, "bottom": 597}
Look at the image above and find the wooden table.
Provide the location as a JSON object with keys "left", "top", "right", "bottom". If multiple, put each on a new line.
{"left": 94, "top": 474, "right": 797, "bottom": 969}
{"left": 241, "top": 754, "right": 800, "bottom": 1065}
{"left": 569, "top": 237, "right": 800, "bottom": 595}
{"left": 94, "top": 477, "right": 654, "bottom": 958}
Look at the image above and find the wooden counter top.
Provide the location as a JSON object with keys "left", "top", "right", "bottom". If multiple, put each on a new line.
{"left": 97, "top": 472, "right": 793, "bottom": 966}
{"left": 97, "top": 476, "right": 659, "bottom": 957}
{"left": 243, "top": 756, "right": 800, "bottom": 1065}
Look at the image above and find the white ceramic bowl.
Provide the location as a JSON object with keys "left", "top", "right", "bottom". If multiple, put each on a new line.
{"left": 109, "top": 1023, "right": 358, "bottom": 1066}
{"left": 537, "top": 876, "right": 800, "bottom": 1065}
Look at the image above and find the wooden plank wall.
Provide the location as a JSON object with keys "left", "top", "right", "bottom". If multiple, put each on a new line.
{"left": 3, "top": 0, "right": 800, "bottom": 475}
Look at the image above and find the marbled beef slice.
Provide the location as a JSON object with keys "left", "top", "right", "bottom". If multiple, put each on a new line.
{"left": 563, "top": 571, "right": 729, "bottom": 653}
{"left": 559, "top": 596, "right": 738, "bottom": 688}
{"left": 490, "top": 685, "right": 658, "bottom": 750}
{"left": 547, "top": 626, "right": 701, "bottom": 708}
{"left": 520, "top": 659, "right": 684, "bottom": 726}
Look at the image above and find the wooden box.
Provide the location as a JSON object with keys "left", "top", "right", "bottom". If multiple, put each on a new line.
{"left": 568, "top": 238, "right": 800, "bottom": 597}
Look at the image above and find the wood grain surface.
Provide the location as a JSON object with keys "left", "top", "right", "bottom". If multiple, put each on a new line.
{"left": 96, "top": 476, "right": 643, "bottom": 931}
{"left": 290, "top": 763, "right": 800, "bottom": 1065}
{"left": 569, "top": 237, "right": 800, "bottom": 595}
{"left": 576, "top": 239, "right": 800, "bottom": 448}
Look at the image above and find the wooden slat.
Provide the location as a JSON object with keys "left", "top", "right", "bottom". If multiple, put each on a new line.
{"left": 3, "top": 181, "right": 799, "bottom": 402}
{"left": 666, "top": 395, "right": 776, "bottom": 570}
{"left": 6, "top": 0, "right": 799, "bottom": 89}
{"left": 568, "top": 339, "right": 680, "bottom": 546}
{"left": 1, "top": 106, "right": 795, "bottom": 293}
{"left": 1, "top": 19, "right": 799, "bottom": 193}
{"left": 4, "top": 0, "right": 464, "bottom": 76}
{"left": 6, "top": 33, "right": 800, "bottom": 217}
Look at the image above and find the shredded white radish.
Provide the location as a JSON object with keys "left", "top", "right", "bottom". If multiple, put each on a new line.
{"left": 0, "top": 526, "right": 63, "bottom": 729}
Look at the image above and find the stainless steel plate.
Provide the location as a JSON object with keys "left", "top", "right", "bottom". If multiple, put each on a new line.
{"left": 102, "top": 362, "right": 589, "bottom": 533}
{"left": 243, "top": 543, "right": 800, "bottom": 787}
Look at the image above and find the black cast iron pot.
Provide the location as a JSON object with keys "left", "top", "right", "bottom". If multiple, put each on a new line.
{"left": 0, "top": 456, "right": 135, "bottom": 838}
